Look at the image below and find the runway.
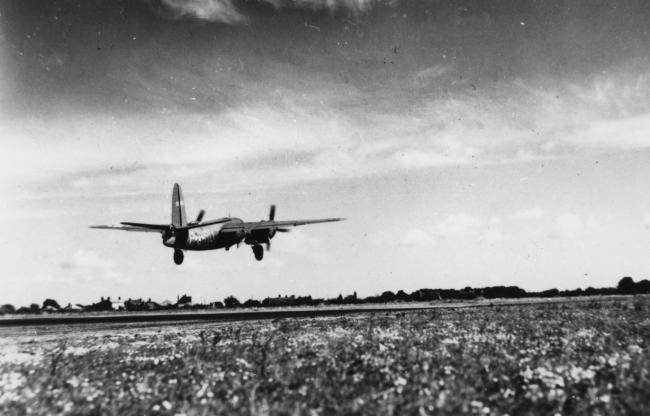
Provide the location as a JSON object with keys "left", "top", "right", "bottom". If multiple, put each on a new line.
{"left": 0, "top": 296, "right": 614, "bottom": 329}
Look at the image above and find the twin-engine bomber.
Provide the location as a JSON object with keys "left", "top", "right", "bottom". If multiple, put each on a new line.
{"left": 91, "top": 184, "right": 345, "bottom": 265}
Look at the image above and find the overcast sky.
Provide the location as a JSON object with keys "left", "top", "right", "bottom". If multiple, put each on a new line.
{"left": 2, "top": 0, "right": 650, "bottom": 306}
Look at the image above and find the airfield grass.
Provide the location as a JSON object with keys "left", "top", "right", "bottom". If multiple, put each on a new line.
{"left": 1, "top": 297, "right": 650, "bottom": 415}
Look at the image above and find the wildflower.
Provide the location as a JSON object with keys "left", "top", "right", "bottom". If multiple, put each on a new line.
{"left": 66, "top": 376, "right": 81, "bottom": 388}
{"left": 436, "top": 391, "right": 447, "bottom": 408}
{"left": 162, "top": 400, "right": 172, "bottom": 410}
{"left": 502, "top": 388, "right": 515, "bottom": 398}
{"left": 627, "top": 344, "right": 642, "bottom": 354}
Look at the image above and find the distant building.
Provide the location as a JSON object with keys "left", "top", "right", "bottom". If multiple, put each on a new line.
{"left": 86, "top": 297, "right": 113, "bottom": 312}
{"left": 64, "top": 303, "right": 83, "bottom": 312}
{"left": 176, "top": 294, "right": 192, "bottom": 308}
{"left": 124, "top": 298, "right": 160, "bottom": 311}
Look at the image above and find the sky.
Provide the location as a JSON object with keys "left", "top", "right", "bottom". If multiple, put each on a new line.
{"left": 1, "top": 0, "right": 650, "bottom": 306}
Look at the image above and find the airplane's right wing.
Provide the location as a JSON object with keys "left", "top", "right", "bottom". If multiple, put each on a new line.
{"left": 89, "top": 224, "right": 166, "bottom": 233}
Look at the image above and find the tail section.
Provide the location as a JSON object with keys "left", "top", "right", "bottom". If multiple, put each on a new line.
{"left": 171, "top": 183, "right": 187, "bottom": 228}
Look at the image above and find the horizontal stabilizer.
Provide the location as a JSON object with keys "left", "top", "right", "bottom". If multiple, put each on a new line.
{"left": 178, "top": 218, "right": 231, "bottom": 229}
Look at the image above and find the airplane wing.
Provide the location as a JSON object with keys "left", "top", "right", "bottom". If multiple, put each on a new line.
{"left": 253, "top": 218, "right": 345, "bottom": 229}
{"left": 89, "top": 225, "right": 165, "bottom": 233}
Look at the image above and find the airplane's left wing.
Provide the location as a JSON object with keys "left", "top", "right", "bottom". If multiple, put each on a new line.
{"left": 270, "top": 218, "right": 345, "bottom": 227}
{"left": 249, "top": 218, "right": 345, "bottom": 231}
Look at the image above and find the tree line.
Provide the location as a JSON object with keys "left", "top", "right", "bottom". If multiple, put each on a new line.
{"left": 1, "top": 277, "right": 649, "bottom": 315}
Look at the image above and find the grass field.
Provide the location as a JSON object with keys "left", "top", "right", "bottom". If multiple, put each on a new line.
{"left": 1, "top": 296, "right": 649, "bottom": 415}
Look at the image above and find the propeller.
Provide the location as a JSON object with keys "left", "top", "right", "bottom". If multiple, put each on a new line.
{"left": 196, "top": 209, "right": 205, "bottom": 223}
{"left": 266, "top": 205, "right": 278, "bottom": 251}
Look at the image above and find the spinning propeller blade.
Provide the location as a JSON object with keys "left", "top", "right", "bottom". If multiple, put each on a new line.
{"left": 196, "top": 209, "right": 205, "bottom": 223}
{"left": 269, "top": 205, "right": 276, "bottom": 221}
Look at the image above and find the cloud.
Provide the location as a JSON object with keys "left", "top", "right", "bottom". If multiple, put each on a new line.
{"left": 475, "top": 229, "right": 505, "bottom": 245}
{"left": 276, "top": 0, "right": 383, "bottom": 13}
{"left": 550, "top": 213, "right": 584, "bottom": 239}
{"left": 433, "top": 213, "right": 482, "bottom": 238}
{"left": 158, "top": 0, "right": 246, "bottom": 23}
{"left": 157, "top": 0, "right": 389, "bottom": 23}
{"left": 513, "top": 207, "right": 544, "bottom": 220}
{"left": 548, "top": 213, "right": 609, "bottom": 240}
{"left": 399, "top": 228, "right": 435, "bottom": 246}
{"left": 59, "top": 250, "right": 129, "bottom": 284}
{"left": 414, "top": 65, "right": 450, "bottom": 86}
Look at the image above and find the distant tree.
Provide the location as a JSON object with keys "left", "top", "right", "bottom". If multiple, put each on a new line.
{"left": 410, "top": 289, "right": 440, "bottom": 302}
{"left": 224, "top": 296, "right": 241, "bottom": 308}
{"left": 213, "top": 301, "right": 224, "bottom": 309}
{"left": 42, "top": 299, "right": 61, "bottom": 310}
{"left": 636, "top": 279, "right": 650, "bottom": 294}
{"left": 395, "top": 290, "right": 411, "bottom": 302}
{"left": 540, "top": 288, "right": 560, "bottom": 298}
{"left": 29, "top": 304, "right": 41, "bottom": 314}
{"left": 483, "top": 286, "right": 526, "bottom": 299}
{"left": 618, "top": 277, "right": 636, "bottom": 294}
{"left": 243, "top": 299, "right": 261, "bottom": 308}
{"left": 0, "top": 304, "right": 15, "bottom": 314}
{"left": 379, "top": 291, "right": 396, "bottom": 303}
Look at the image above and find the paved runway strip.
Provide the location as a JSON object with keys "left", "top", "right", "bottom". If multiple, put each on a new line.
{"left": 0, "top": 296, "right": 613, "bottom": 329}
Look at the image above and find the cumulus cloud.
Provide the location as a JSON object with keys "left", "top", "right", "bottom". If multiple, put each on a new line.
{"left": 433, "top": 213, "right": 482, "bottom": 238}
{"left": 159, "top": 0, "right": 246, "bottom": 23}
{"left": 399, "top": 228, "right": 435, "bottom": 246}
{"left": 548, "top": 213, "right": 609, "bottom": 240}
{"left": 59, "top": 250, "right": 129, "bottom": 284}
{"left": 513, "top": 207, "right": 544, "bottom": 220}
{"left": 475, "top": 229, "right": 505, "bottom": 245}
{"left": 397, "top": 215, "right": 507, "bottom": 246}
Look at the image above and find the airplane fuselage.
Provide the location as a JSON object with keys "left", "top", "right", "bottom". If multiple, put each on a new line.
{"left": 162, "top": 218, "right": 276, "bottom": 251}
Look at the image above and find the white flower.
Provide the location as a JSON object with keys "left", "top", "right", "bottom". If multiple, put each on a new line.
{"left": 627, "top": 345, "right": 642, "bottom": 354}
{"left": 66, "top": 376, "right": 81, "bottom": 388}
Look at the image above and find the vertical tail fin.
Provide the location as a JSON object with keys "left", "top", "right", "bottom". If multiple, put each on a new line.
{"left": 171, "top": 183, "right": 187, "bottom": 228}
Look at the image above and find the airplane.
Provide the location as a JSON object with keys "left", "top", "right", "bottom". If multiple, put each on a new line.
{"left": 90, "top": 184, "right": 345, "bottom": 265}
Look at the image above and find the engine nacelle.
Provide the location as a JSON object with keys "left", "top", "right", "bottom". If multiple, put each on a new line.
{"left": 244, "top": 228, "right": 274, "bottom": 245}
